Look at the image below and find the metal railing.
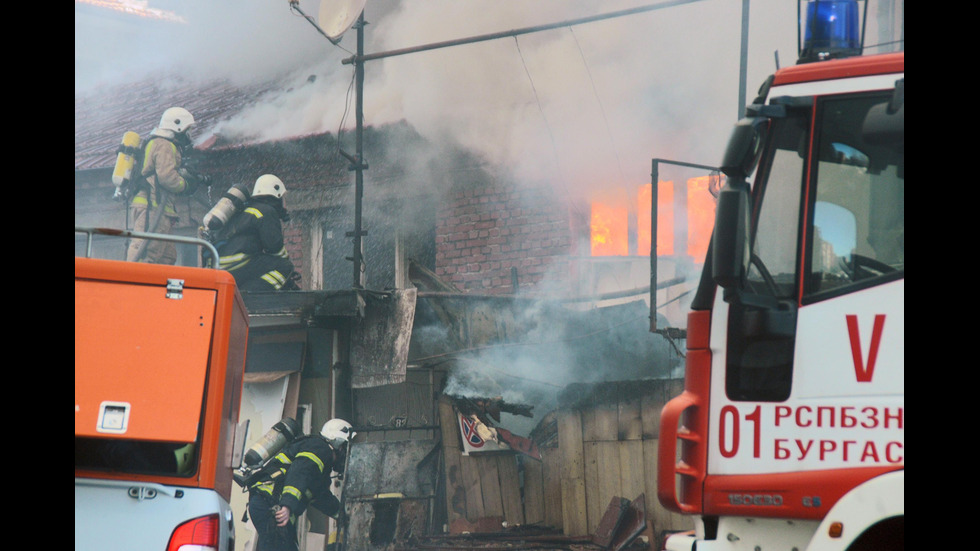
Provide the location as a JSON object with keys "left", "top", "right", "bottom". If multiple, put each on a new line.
{"left": 75, "top": 226, "right": 219, "bottom": 264}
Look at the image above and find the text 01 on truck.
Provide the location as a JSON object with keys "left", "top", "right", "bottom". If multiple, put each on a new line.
{"left": 75, "top": 228, "right": 250, "bottom": 551}
{"left": 656, "top": 2, "right": 903, "bottom": 550}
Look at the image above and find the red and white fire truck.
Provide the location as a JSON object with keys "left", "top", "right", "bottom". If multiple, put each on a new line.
{"left": 656, "top": 2, "right": 903, "bottom": 550}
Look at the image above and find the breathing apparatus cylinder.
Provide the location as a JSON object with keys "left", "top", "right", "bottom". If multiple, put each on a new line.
{"left": 203, "top": 182, "right": 251, "bottom": 232}
{"left": 112, "top": 131, "right": 142, "bottom": 201}
{"left": 243, "top": 417, "right": 300, "bottom": 468}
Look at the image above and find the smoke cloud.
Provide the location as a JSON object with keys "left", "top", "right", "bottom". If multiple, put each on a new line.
{"left": 231, "top": 0, "right": 797, "bottom": 203}
{"left": 76, "top": 0, "right": 800, "bottom": 432}
{"left": 77, "top": 0, "right": 798, "bottom": 201}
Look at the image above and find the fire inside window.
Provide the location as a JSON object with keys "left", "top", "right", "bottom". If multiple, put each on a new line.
{"left": 590, "top": 176, "right": 718, "bottom": 259}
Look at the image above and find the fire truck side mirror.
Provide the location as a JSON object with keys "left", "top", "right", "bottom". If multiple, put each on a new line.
{"left": 713, "top": 115, "right": 765, "bottom": 291}
{"left": 712, "top": 183, "right": 751, "bottom": 291}
{"left": 862, "top": 79, "right": 904, "bottom": 146}
{"left": 720, "top": 116, "right": 768, "bottom": 182}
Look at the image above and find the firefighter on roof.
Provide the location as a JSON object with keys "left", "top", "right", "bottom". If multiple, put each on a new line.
{"left": 247, "top": 419, "right": 355, "bottom": 551}
{"left": 126, "top": 107, "right": 208, "bottom": 264}
{"left": 216, "top": 174, "right": 298, "bottom": 291}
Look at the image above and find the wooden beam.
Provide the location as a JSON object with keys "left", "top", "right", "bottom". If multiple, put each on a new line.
{"left": 542, "top": 448, "right": 563, "bottom": 530}
{"left": 497, "top": 455, "right": 524, "bottom": 526}
{"left": 438, "top": 398, "right": 466, "bottom": 524}
{"left": 558, "top": 409, "right": 587, "bottom": 535}
{"left": 619, "top": 397, "right": 643, "bottom": 441}
{"left": 522, "top": 456, "right": 545, "bottom": 525}
{"left": 595, "top": 442, "right": 622, "bottom": 533}
{"left": 478, "top": 456, "right": 504, "bottom": 517}
{"left": 618, "top": 440, "right": 645, "bottom": 502}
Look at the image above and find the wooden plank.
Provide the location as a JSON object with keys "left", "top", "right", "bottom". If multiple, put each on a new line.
{"left": 595, "top": 441, "right": 622, "bottom": 533}
{"left": 443, "top": 452, "right": 467, "bottom": 524}
{"left": 581, "top": 407, "right": 598, "bottom": 442}
{"left": 478, "top": 455, "right": 504, "bottom": 517}
{"left": 619, "top": 396, "right": 643, "bottom": 441}
{"left": 438, "top": 398, "right": 460, "bottom": 452}
{"left": 618, "top": 440, "right": 645, "bottom": 502}
{"left": 438, "top": 398, "right": 466, "bottom": 524}
{"left": 640, "top": 391, "right": 663, "bottom": 440}
{"left": 558, "top": 409, "right": 587, "bottom": 536}
{"left": 583, "top": 441, "right": 600, "bottom": 534}
{"left": 497, "top": 455, "right": 524, "bottom": 526}
{"left": 522, "top": 455, "right": 545, "bottom": 525}
{"left": 560, "top": 472, "right": 588, "bottom": 536}
{"left": 593, "top": 401, "right": 619, "bottom": 442}
{"left": 460, "top": 454, "right": 484, "bottom": 519}
{"left": 542, "top": 448, "right": 563, "bottom": 530}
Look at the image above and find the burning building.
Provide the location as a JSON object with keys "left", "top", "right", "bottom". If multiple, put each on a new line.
{"left": 75, "top": 60, "right": 718, "bottom": 547}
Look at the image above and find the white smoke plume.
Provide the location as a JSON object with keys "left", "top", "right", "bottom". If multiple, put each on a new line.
{"left": 77, "top": 0, "right": 798, "bottom": 200}
{"left": 76, "top": 0, "right": 798, "bottom": 430}
{"left": 221, "top": 0, "right": 798, "bottom": 202}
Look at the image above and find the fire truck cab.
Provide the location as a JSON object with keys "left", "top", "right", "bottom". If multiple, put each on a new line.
{"left": 657, "top": 3, "right": 903, "bottom": 550}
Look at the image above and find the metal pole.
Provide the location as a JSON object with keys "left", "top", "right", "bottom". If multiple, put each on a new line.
{"left": 650, "top": 161, "right": 659, "bottom": 332}
{"left": 342, "top": 0, "right": 707, "bottom": 65}
{"left": 738, "top": 0, "right": 750, "bottom": 119}
{"left": 352, "top": 12, "right": 366, "bottom": 289}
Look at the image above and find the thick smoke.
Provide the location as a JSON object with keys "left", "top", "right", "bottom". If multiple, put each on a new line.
{"left": 76, "top": 0, "right": 797, "bottom": 430}
{"left": 78, "top": 0, "right": 798, "bottom": 199}
{"left": 235, "top": 0, "right": 796, "bottom": 201}
{"left": 77, "top": 0, "right": 797, "bottom": 197}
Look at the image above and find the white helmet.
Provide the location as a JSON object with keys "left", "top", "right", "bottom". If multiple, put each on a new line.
{"left": 253, "top": 174, "right": 286, "bottom": 199}
{"left": 158, "top": 107, "right": 195, "bottom": 134}
{"left": 320, "top": 418, "right": 355, "bottom": 448}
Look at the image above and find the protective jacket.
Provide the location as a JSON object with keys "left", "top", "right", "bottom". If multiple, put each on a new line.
{"left": 217, "top": 196, "right": 295, "bottom": 290}
{"left": 130, "top": 132, "right": 190, "bottom": 219}
{"left": 250, "top": 435, "right": 342, "bottom": 521}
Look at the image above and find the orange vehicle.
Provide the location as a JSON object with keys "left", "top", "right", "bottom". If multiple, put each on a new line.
{"left": 75, "top": 228, "right": 249, "bottom": 551}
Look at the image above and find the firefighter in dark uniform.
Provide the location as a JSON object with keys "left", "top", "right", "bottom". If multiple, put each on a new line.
{"left": 247, "top": 418, "right": 355, "bottom": 551}
{"left": 216, "top": 174, "right": 297, "bottom": 291}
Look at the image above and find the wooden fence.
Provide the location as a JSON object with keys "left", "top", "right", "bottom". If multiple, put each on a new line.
{"left": 438, "top": 379, "right": 692, "bottom": 544}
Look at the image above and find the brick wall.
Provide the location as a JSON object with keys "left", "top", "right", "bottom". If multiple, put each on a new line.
{"left": 436, "top": 181, "right": 587, "bottom": 295}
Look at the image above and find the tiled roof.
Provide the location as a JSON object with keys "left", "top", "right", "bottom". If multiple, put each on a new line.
{"left": 74, "top": 75, "right": 280, "bottom": 171}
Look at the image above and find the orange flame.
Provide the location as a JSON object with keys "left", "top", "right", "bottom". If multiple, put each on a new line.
{"left": 590, "top": 175, "right": 719, "bottom": 259}
{"left": 590, "top": 202, "right": 628, "bottom": 256}
{"left": 685, "top": 175, "right": 720, "bottom": 261}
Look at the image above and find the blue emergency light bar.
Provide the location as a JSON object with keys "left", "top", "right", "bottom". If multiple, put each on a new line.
{"left": 798, "top": 0, "right": 864, "bottom": 64}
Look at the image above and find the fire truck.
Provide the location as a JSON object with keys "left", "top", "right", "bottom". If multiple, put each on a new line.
{"left": 656, "top": 2, "right": 903, "bottom": 550}
{"left": 75, "top": 229, "right": 249, "bottom": 551}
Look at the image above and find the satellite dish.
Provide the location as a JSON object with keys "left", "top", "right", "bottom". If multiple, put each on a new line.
{"left": 318, "top": 0, "right": 367, "bottom": 42}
